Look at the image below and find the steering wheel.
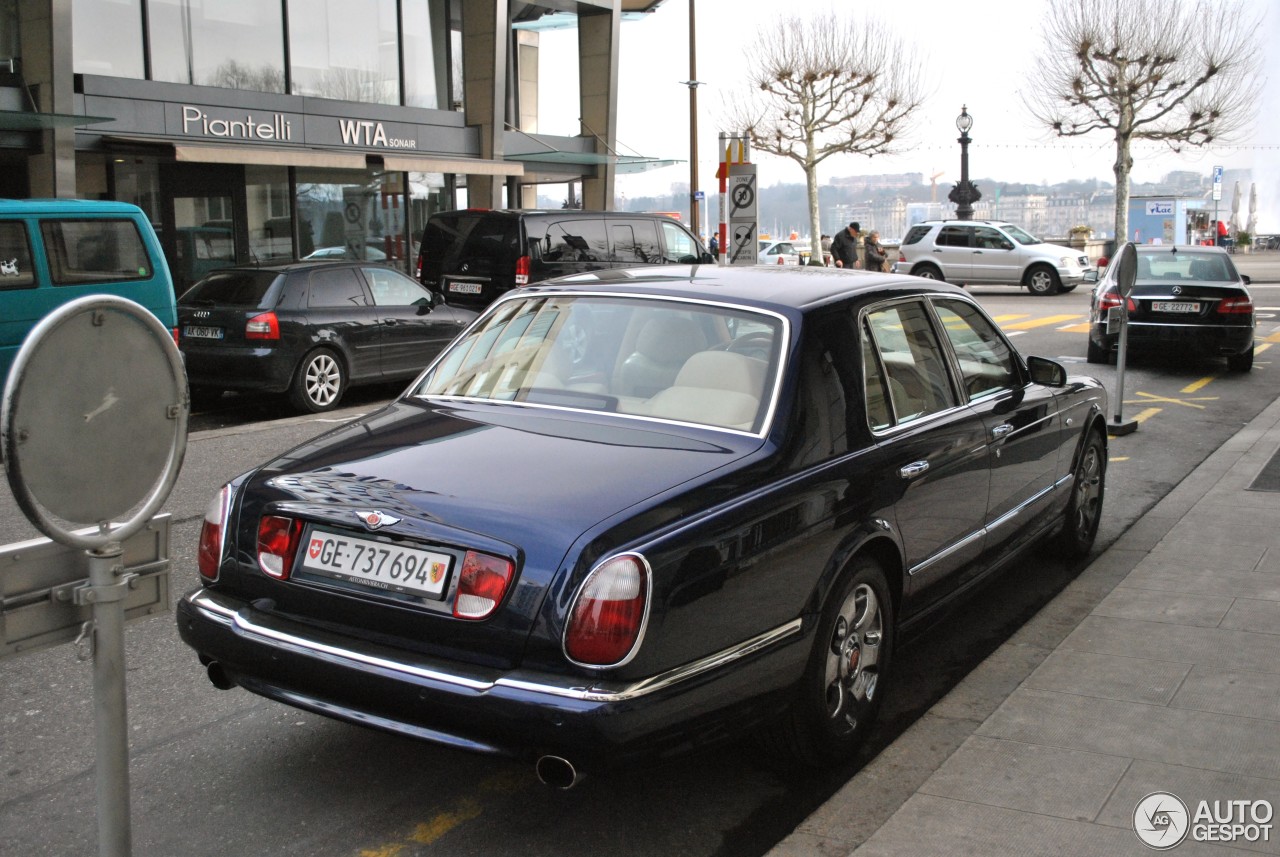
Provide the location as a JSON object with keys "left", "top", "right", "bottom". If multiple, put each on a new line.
{"left": 724, "top": 332, "right": 775, "bottom": 359}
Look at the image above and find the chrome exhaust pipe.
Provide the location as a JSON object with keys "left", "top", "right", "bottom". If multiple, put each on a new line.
{"left": 535, "top": 755, "right": 581, "bottom": 790}
{"left": 206, "top": 661, "right": 236, "bottom": 690}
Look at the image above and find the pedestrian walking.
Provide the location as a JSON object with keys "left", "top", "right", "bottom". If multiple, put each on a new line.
{"left": 864, "top": 230, "right": 889, "bottom": 273}
{"left": 820, "top": 234, "right": 833, "bottom": 266}
{"left": 831, "top": 222, "right": 861, "bottom": 269}
{"left": 709, "top": 233, "right": 719, "bottom": 257}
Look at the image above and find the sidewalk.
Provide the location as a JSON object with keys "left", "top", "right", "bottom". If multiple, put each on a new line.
{"left": 771, "top": 393, "right": 1280, "bottom": 855}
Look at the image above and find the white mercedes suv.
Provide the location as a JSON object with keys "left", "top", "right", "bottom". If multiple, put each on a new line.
{"left": 895, "top": 220, "right": 1094, "bottom": 295}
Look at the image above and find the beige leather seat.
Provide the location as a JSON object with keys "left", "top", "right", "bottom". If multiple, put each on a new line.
{"left": 613, "top": 316, "right": 705, "bottom": 398}
{"left": 641, "top": 351, "right": 766, "bottom": 430}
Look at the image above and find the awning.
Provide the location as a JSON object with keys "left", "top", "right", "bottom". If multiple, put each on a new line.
{"left": 506, "top": 151, "right": 681, "bottom": 174}
{"left": 379, "top": 154, "right": 524, "bottom": 177}
{"left": 0, "top": 109, "right": 115, "bottom": 131}
{"left": 173, "top": 143, "right": 365, "bottom": 169}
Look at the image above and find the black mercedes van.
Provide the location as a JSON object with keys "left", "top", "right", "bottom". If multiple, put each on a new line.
{"left": 416, "top": 209, "right": 713, "bottom": 308}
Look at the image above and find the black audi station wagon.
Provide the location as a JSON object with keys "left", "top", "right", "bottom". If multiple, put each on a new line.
{"left": 178, "top": 265, "right": 1107, "bottom": 785}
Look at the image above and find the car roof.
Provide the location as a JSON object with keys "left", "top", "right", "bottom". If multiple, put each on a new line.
{"left": 517, "top": 264, "right": 966, "bottom": 313}
{"left": 199, "top": 260, "right": 389, "bottom": 275}
{"left": 0, "top": 198, "right": 147, "bottom": 216}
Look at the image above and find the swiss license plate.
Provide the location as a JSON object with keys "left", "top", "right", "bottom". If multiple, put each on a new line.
{"left": 300, "top": 528, "right": 452, "bottom": 600}
{"left": 1153, "top": 301, "right": 1200, "bottom": 313}
{"left": 447, "top": 281, "right": 483, "bottom": 295}
{"left": 183, "top": 325, "right": 224, "bottom": 339}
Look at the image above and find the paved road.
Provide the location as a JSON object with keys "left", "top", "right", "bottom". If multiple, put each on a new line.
{"left": 2, "top": 277, "right": 1278, "bottom": 857}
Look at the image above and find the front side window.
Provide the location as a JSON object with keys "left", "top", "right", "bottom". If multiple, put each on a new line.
{"left": 660, "top": 221, "right": 698, "bottom": 263}
{"left": 148, "top": 0, "right": 285, "bottom": 91}
{"left": 365, "top": 267, "right": 433, "bottom": 307}
{"left": 973, "top": 227, "right": 1013, "bottom": 251}
{"left": 931, "top": 299, "right": 1019, "bottom": 401}
{"left": 288, "top": 0, "right": 400, "bottom": 105}
{"left": 0, "top": 222, "right": 36, "bottom": 290}
{"left": 414, "top": 295, "right": 784, "bottom": 434}
{"left": 863, "top": 301, "right": 956, "bottom": 426}
{"left": 40, "top": 219, "right": 152, "bottom": 285}
{"left": 1002, "top": 224, "right": 1041, "bottom": 245}
{"left": 610, "top": 221, "right": 659, "bottom": 264}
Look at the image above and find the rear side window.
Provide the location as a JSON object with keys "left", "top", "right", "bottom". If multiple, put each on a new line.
{"left": 40, "top": 219, "right": 153, "bottom": 285}
{"left": 308, "top": 268, "right": 369, "bottom": 307}
{"left": 420, "top": 214, "right": 519, "bottom": 278}
{"left": 901, "top": 225, "right": 932, "bottom": 246}
{"left": 543, "top": 219, "right": 608, "bottom": 263}
{"left": 180, "top": 270, "right": 280, "bottom": 307}
{"left": 610, "top": 220, "right": 660, "bottom": 263}
{"left": 0, "top": 222, "right": 36, "bottom": 290}
{"left": 936, "top": 226, "right": 972, "bottom": 248}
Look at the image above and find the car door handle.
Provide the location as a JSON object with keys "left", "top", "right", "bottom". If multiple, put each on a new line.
{"left": 384, "top": 318, "right": 399, "bottom": 326}
{"left": 991, "top": 423, "right": 1014, "bottom": 439}
{"left": 899, "top": 461, "right": 929, "bottom": 479}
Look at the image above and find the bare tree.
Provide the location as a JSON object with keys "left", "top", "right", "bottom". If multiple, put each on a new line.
{"left": 725, "top": 13, "right": 925, "bottom": 253}
{"left": 1025, "top": 0, "right": 1262, "bottom": 244}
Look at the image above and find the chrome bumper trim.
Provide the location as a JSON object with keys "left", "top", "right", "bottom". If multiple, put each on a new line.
{"left": 184, "top": 588, "right": 803, "bottom": 704}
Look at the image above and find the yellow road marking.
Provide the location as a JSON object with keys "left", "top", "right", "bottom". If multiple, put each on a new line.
{"left": 1058, "top": 322, "right": 1091, "bottom": 333}
{"left": 990, "top": 314, "right": 1031, "bottom": 323}
{"left": 1109, "top": 456, "right": 1131, "bottom": 462}
{"left": 1181, "top": 376, "right": 1216, "bottom": 394}
{"left": 1258, "top": 342, "right": 1273, "bottom": 354}
{"left": 1002, "top": 314, "right": 1083, "bottom": 330}
{"left": 1127, "top": 391, "right": 1217, "bottom": 410}
{"left": 360, "top": 769, "right": 528, "bottom": 855}
{"left": 1132, "top": 407, "right": 1162, "bottom": 423}
{"left": 1266, "top": 332, "right": 1280, "bottom": 344}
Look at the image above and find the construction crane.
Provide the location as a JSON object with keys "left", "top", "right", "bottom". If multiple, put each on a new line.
{"left": 930, "top": 170, "right": 945, "bottom": 202}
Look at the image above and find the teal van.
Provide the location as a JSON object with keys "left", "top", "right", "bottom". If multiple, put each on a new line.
{"left": 0, "top": 200, "right": 178, "bottom": 382}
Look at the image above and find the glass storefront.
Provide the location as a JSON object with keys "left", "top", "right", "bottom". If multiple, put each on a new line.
{"left": 402, "top": 0, "right": 449, "bottom": 110}
{"left": 72, "top": 0, "right": 145, "bottom": 79}
{"left": 288, "top": 0, "right": 400, "bottom": 105}
{"left": 296, "top": 167, "right": 410, "bottom": 265}
{"left": 148, "top": 0, "right": 285, "bottom": 92}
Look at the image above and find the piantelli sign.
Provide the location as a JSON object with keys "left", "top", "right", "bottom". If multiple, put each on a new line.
{"left": 169, "top": 103, "right": 420, "bottom": 151}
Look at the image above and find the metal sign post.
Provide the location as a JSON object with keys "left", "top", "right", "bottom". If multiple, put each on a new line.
{"left": 2, "top": 295, "right": 187, "bottom": 857}
{"left": 1109, "top": 242, "right": 1139, "bottom": 436}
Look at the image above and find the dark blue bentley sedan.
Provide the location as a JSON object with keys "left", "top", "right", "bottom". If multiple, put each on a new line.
{"left": 177, "top": 265, "right": 1107, "bottom": 787}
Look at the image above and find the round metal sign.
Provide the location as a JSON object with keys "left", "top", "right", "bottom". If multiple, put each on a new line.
{"left": 2, "top": 295, "right": 187, "bottom": 550}
{"left": 1115, "top": 241, "right": 1139, "bottom": 298}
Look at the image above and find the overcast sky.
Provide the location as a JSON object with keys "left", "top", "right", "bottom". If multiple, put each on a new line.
{"left": 537, "top": 0, "right": 1279, "bottom": 230}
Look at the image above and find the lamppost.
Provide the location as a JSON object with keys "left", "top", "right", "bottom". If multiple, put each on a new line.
{"left": 948, "top": 105, "right": 981, "bottom": 221}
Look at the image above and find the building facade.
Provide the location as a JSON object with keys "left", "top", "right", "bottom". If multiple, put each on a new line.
{"left": 2, "top": 0, "right": 643, "bottom": 289}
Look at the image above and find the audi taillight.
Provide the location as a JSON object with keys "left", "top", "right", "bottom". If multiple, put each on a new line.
{"left": 515, "top": 255, "right": 531, "bottom": 286}
{"left": 1217, "top": 296, "right": 1254, "bottom": 315}
{"left": 197, "top": 485, "right": 233, "bottom": 581}
{"left": 1097, "top": 288, "right": 1136, "bottom": 313}
{"left": 564, "top": 554, "right": 649, "bottom": 667}
{"left": 246, "top": 311, "right": 279, "bottom": 340}
{"left": 453, "top": 551, "right": 515, "bottom": 619}
{"left": 257, "top": 515, "right": 303, "bottom": 579}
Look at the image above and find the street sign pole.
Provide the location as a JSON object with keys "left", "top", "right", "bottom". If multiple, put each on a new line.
{"left": 1109, "top": 242, "right": 1139, "bottom": 436}
{"left": 86, "top": 542, "right": 132, "bottom": 857}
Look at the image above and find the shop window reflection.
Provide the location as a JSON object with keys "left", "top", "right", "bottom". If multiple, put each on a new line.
{"left": 148, "top": 0, "right": 285, "bottom": 92}
{"left": 296, "top": 167, "right": 410, "bottom": 271}
{"left": 72, "top": 0, "right": 145, "bottom": 79}
{"left": 288, "top": 0, "right": 400, "bottom": 105}
{"left": 247, "top": 166, "right": 293, "bottom": 260}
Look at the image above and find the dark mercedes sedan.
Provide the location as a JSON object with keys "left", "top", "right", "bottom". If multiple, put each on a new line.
{"left": 178, "top": 260, "right": 477, "bottom": 412}
{"left": 177, "top": 266, "right": 1107, "bottom": 786}
{"left": 1087, "top": 245, "right": 1255, "bottom": 371}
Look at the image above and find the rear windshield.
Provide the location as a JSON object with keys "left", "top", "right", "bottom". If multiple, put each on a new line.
{"left": 420, "top": 213, "right": 519, "bottom": 279}
{"left": 180, "top": 270, "right": 280, "bottom": 307}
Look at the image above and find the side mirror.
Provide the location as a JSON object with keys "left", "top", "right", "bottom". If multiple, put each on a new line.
{"left": 1242, "top": 274, "right": 1252, "bottom": 286}
{"left": 1027, "top": 355, "right": 1067, "bottom": 387}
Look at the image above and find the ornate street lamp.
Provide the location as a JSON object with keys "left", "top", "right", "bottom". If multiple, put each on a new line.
{"left": 948, "top": 105, "right": 982, "bottom": 221}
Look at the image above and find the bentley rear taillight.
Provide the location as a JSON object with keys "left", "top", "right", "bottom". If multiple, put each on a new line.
{"left": 453, "top": 551, "right": 514, "bottom": 619}
{"left": 257, "top": 515, "right": 303, "bottom": 579}
{"left": 564, "top": 554, "right": 650, "bottom": 667}
{"left": 197, "top": 485, "right": 232, "bottom": 581}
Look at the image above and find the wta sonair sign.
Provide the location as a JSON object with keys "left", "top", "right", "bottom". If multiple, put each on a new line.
{"left": 168, "top": 104, "right": 422, "bottom": 151}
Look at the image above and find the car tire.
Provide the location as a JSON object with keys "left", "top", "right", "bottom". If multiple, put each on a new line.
{"left": 1057, "top": 429, "right": 1105, "bottom": 558}
{"left": 911, "top": 264, "right": 944, "bottom": 282}
{"left": 1227, "top": 345, "right": 1254, "bottom": 372}
{"left": 1025, "top": 265, "right": 1061, "bottom": 296}
{"left": 289, "top": 348, "right": 346, "bottom": 413}
{"left": 761, "top": 554, "right": 893, "bottom": 768}
{"left": 1086, "top": 337, "right": 1109, "bottom": 364}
